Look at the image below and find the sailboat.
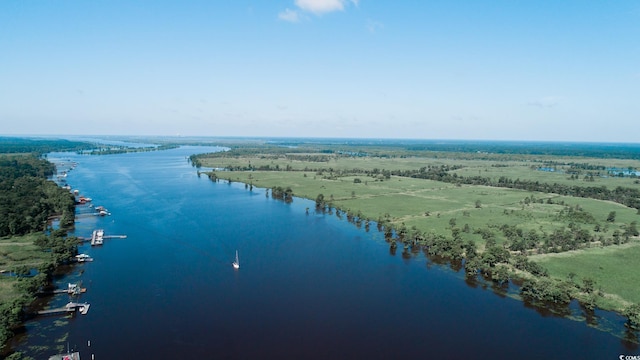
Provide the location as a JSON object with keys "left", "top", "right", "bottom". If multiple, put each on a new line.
{"left": 232, "top": 250, "right": 240, "bottom": 269}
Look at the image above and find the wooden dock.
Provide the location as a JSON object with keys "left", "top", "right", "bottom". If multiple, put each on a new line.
{"left": 38, "top": 283, "right": 86, "bottom": 296}
{"left": 38, "top": 302, "right": 90, "bottom": 316}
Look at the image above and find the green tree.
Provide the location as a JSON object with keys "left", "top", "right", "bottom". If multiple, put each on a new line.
{"left": 520, "top": 278, "right": 571, "bottom": 305}
{"left": 464, "top": 257, "right": 481, "bottom": 278}
{"left": 625, "top": 221, "right": 639, "bottom": 237}
{"left": 623, "top": 304, "right": 640, "bottom": 330}
{"left": 581, "top": 277, "right": 595, "bottom": 294}
{"left": 491, "top": 265, "right": 510, "bottom": 285}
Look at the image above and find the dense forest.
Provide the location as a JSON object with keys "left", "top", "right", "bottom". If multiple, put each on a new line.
{"left": 0, "top": 156, "right": 76, "bottom": 236}
{"left": 0, "top": 137, "right": 94, "bottom": 155}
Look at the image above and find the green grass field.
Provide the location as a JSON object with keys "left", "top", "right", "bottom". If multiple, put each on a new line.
{"left": 531, "top": 242, "right": 640, "bottom": 308}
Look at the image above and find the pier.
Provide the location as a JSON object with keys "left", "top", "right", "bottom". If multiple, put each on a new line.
{"left": 89, "top": 229, "right": 126, "bottom": 246}
{"left": 104, "top": 235, "right": 127, "bottom": 239}
{"left": 38, "top": 302, "right": 90, "bottom": 316}
{"left": 90, "top": 229, "right": 104, "bottom": 245}
{"left": 38, "top": 283, "right": 86, "bottom": 296}
{"left": 50, "top": 283, "right": 87, "bottom": 295}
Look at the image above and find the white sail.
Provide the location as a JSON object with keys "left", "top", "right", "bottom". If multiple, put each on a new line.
{"left": 233, "top": 250, "right": 240, "bottom": 269}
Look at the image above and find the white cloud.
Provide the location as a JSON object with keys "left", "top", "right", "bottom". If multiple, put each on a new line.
{"left": 285, "top": 0, "right": 358, "bottom": 15}
{"left": 295, "top": 0, "right": 344, "bottom": 14}
{"left": 278, "top": 8, "right": 300, "bottom": 22}
{"left": 277, "top": 1, "right": 358, "bottom": 23}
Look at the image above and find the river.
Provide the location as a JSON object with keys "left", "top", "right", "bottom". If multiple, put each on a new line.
{"left": 8, "top": 145, "right": 638, "bottom": 359}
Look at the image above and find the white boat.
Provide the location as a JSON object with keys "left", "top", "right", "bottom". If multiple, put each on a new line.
{"left": 75, "top": 254, "right": 93, "bottom": 262}
{"left": 93, "top": 229, "right": 104, "bottom": 245}
{"left": 67, "top": 283, "right": 78, "bottom": 294}
{"left": 232, "top": 250, "right": 240, "bottom": 269}
{"left": 79, "top": 303, "right": 90, "bottom": 315}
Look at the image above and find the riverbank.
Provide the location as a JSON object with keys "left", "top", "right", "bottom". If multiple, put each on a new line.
{"left": 0, "top": 139, "right": 94, "bottom": 355}
{"left": 194, "top": 141, "right": 640, "bottom": 329}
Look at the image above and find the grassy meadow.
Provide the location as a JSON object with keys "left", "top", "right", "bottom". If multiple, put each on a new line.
{"left": 531, "top": 242, "right": 640, "bottom": 307}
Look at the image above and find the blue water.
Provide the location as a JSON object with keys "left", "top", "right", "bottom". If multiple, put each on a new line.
{"left": 9, "top": 146, "right": 637, "bottom": 359}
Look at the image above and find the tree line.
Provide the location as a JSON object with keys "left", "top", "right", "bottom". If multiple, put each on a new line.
{"left": 0, "top": 137, "right": 93, "bottom": 155}
{"left": 0, "top": 156, "right": 77, "bottom": 237}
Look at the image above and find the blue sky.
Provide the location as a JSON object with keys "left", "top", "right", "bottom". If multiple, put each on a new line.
{"left": 1, "top": 1, "right": 639, "bottom": 142}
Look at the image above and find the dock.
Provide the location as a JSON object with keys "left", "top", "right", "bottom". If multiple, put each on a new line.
{"left": 89, "top": 229, "right": 126, "bottom": 246}
{"left": 90, "top": 229, "right": 104, "bottom": 246}
{"left": 48, "top": 351, "right": 80, "bottom": 360}
{"left": 52, "top": 283, "right": 86, "bottom": 295}
{"left": 39, "top": 283, "right": 87, "bottom": 296}
{"left": 38, "top": 302, "right": 90, "bottom": 316}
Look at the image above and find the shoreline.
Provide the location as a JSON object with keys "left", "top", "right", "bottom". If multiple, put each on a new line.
{"left": 206, "top": 169, "right": 639, "bottom": 342}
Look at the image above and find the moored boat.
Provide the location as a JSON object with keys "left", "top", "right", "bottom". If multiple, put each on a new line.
{"left": 75, "top": 254, "right": 93, "bottom": 262}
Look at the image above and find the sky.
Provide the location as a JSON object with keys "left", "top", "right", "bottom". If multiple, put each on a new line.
{"left": 1, "top": 0, "right": 639, "bottom": 142}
